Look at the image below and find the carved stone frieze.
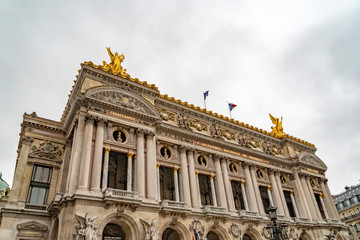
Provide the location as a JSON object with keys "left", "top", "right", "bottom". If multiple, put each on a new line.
{"left": 177, "top": 113, "right": 191, "bottom": 130}
{"left": 29, "top": 140, "right": 63, "bottom": 161}
{"left": 262, "top": 141, "right": 281, "bottom": 155}
{"left": 89, "top": 91, "right": 156, "bottom": 116}
{"left": 156, "top": 108, "right": 176, "bottom": 121}
{"left": 189, "top": 119, "right": 208, "bottom": 132}
{"left": 238, "top": 133, "right": 260, "bottom": 149}
{"left": 22, "top": 136, "right": 34, "bottom": 145}
{"left": 209, "top": 124, "right": 222, "bottom": 139}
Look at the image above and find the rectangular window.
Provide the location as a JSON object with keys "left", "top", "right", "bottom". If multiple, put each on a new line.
{"left": 314, "top": 193, "right": 326, "bottom": 219}
{"left": 231, "top": 181, "right": 245, "bottom": 210}
{"left": 108, "top": 151, "right": 128, "bottom": 190}
{"left": 27, "top": 165, "right": 52, "bottom": 205}
{"left": 259, "top": 186, "right": 270, "bottom": 214}
{"left": 283, "top": 190, "right": 296, "bottom": 218}
{"left": 159, "top": 166, "right": 175, "bottom": 201}
{"left": 198, "top": 174, "right": 212, "bottom": 206}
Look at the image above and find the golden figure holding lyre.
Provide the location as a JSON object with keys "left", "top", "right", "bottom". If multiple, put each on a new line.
{"left": 102, "top": 47, "right": 128, "bottom": 77}
{"left": 269, "top": 113, "right": 284, "bottom": 138}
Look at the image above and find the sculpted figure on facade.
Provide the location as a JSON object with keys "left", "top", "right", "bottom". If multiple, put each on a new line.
{"left": 140, "top": 219, "right": 159, "bottom": 240}
{"left": 74, "top": 213, "right": 98, "bottom": 240}
{"left": 228, "top": 223, "right": 241, "bottom": 239}
{"left": 238, "top": 133, "right": 259, "bottom": 149}
{"left": 102, "top": 47, "right": 129, "bottom": 78}
{"left": 189, "top": 220, "right": 205, "bottom": 240}
{"left": 261, "top": 141, "right": 281, "bottom": 155}
{"left": 269, "top": 113, "right": 284, "bottom": 138}
{"left": 177, "top": 113, "right": 191, "bottom": 130}
{"left": 210, "top": 124, "right": 222, "bottom": 139}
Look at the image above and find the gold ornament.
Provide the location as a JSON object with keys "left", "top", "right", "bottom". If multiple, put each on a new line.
{"left": 269, "top": 113, "right": 284, "bottom": 138}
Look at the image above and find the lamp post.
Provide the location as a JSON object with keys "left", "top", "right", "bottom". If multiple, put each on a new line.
{"left": 266, "top": 205, "right": 289, "bottom": 240}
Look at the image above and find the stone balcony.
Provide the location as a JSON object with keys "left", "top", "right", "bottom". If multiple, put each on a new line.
{"left": 203, "top": 205, "right": 230, "bottom": 217}
{"left": 160, "top": 200, "right": 191, "bottom": 216}
{"left": 25, "top": 203, "right": 47, "bottom": 211}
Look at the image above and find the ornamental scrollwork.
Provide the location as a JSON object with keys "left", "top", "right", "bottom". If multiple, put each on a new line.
{"left": 228, "top": 223, "right": 241, "bottom": 238}
{"left": 238, "top": 133, "right": 260, "bottom": 149}
{"left": 209, "top": 124, "right": 222, "bottom": 139}
{"left": 261, "top": 141, "right": 281, "bottom": 155}
{"left": 177, "top": 113, "right": 191, "bottom": 130}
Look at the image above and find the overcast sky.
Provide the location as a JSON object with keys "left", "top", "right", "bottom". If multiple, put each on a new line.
{"left": 1, "top": 1, "right": 359, "bottom": 194}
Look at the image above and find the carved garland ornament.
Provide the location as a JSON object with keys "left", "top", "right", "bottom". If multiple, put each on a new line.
{"left": 29, "top": 141, "right": 63, "bottom": 161}
{"left": 228, "top": 223, "right": 241, "bottom": 238}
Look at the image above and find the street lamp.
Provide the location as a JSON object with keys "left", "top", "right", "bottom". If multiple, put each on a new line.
{"left": 266, "top": 205, "right": 289, "bottom": 240}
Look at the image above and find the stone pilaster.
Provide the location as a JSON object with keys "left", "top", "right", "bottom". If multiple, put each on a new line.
{"left": 241, "top": 180, "right": 249, "bottom": 211}
{"left": 187, "top": 149, "right": 200, "bottom": 208}
{"left": 300, "top": 174, "right": 317, "bottom": 220}
{"left": 243, "top": 163, "right": 258, "bottom": 212}
{"left": 250, "top": 165, "right": 265, "bottom": 214}
{"left": 127, "top": 153, "right": 134, "bottom": 192}
{"left": 157, "top": 164, "right": 161, "bottom": 200}
{"left": 291, "top": 172, "right": 311, "bottom": 219}
{"left": 174, "top": 168, "right": 180, "bottom": 202}
{"left": 267, "top": 185, "right": 274, "bottom": 206}
{"left": 214, "top": 155, "right": 227, "bottom": 209}
{"left": 145, "top": 131, "right": 157, "bottom": 200}
{"left": 221, "top": 158, "right": 235, "bottom": 211}
{"left": 209, "top": 174, "right": 217, "bottom": 207}
{"left": 290, "top": 191, "right": 300, "bottom": 218}
{"left": 305, "top": 176, "right": 323, "bottom": 220}
{"left": 91, "top": 119, "right": 105, "bottom": 193}
{"left": 77, "top": 115, "right": 95, "bottom": 192}
{"left": 268, "top": 169, "right": 285, "bottom": 216}
{"left": 319, "top": 193, "right": 329, "bottom": 219}
{"left": 179, "top": 146, "right": 191, "bottom": 205}
{"left": 136, "top": 129, "right": 145, "bottom": 198}
{"left": 101, "top": 147, "right": 111, "bottom": 191}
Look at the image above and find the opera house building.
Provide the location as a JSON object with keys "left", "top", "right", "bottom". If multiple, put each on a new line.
{"left": 0, "top": 49, "right": 347, "bottom": 240}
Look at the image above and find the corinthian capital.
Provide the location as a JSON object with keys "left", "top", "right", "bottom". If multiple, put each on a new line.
{"left": 22, "top": 136, "right": 34, "bottom": 145}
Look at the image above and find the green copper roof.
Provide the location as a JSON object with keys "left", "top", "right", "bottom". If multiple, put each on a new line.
{"left": 0, "top": 173, "right": 9, "bottom": 190}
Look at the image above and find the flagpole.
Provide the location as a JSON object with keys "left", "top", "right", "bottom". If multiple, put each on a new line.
{"left": 203, "top": 92, "right": 207, "bottom": 109}
{"left": 227, "top": 101, "right": 232, "bottom": 119}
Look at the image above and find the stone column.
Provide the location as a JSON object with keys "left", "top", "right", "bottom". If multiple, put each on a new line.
{"left": 195, "top": 172, "right": 202, "bottom": 206}
{"left": 65, "top": 129, "right": 77, "bottom": 193}
{"left": 267, "top": 186, "right": 274, "bottom": 206}
{"left": 292, "top": 172, "right": 311, "bottom": 219}
{"left": 214, "top": 156, "right": 227, "bottom": 209}
{"left": 68, "top": 112, "right": 86, "bottom": 195}
{"left": 136, "top": 129, "right": 145, "bottom": 198}
{"left": 179, "top": 146, "right": 191, "bottom": 205}
{"left": 187, "top": 149, "right": 200, "bottom": 208}
{"left": 157, "top": 164, "right": 161, "bottom": 200}
{"left": 306, "top": 176, "right": 323, "bottom": 220}
{"left": 290, "top": 191, "right": 300, "bottom": 218}
{"left": 146, "top": 132, "right": 157, "bottom": 200}
{"left": 300, "top": 174, "right": 317, "bottom": 220}
{"left": 221, "top": 158, "right": 235, "bottom": 211}
{"left": 243, "top": 163, "right": 258, "bottom": 212}
{"left": 129, "top": 128, "right": 135, "bottom": 145}
{"left": 209, "top": 174, "right": 217, "bottom": 207}
{"left": 91, "top": 119, "right": 105, "bottom": 193}
{"left": 174, "top": 168, "right": 180, "bottom": 202}
{"left": 241, "top": 180, "right": 249, "bottom": 211}
{"left": 321, "top": 179, "right": 340, "bottom": 220}
{"left": 178, "top": 169, "right": 184, "bottom": 202}
{"left": 101, "top": 147, "right": 111, "bottom": 191}
{"left": 77, "top": 116, "right": 94, "bottom": 192}
{"left": 268, "top": 169, "right": 285, "bottom": 216}
{"left": 319, "top": 193, "right": 329, "bottom": 219}
{"left": 127, "top": 153, "right": 134, "bottom": 192}
{"left": 250, "top": 165, "right": 265, "bottom": 214}
{"left": 275, "top": 171, "right": 290, "bottom": 218}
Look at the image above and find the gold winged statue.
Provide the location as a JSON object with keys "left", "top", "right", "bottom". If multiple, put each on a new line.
{"left": 102, "top": 47, "right": 128, "bottom": 77}
{"left": 269, "top": 113, "right": 284, "bottom": 138}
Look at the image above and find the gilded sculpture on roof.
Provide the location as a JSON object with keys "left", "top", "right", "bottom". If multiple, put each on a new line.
{"left": 102, "top": 47, "right": 129, "bottom": 78}
{"left": 269, "top": 113, "right": 284, "bottom": 138}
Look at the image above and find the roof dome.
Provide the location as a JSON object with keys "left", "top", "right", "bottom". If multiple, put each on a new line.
{"left": 0, "top": 172, "right": 9, "bottom": 191}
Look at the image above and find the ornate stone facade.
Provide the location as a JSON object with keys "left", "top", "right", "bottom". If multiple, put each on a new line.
{"left": 0, "top": 54, "right": 348, "bottom": 240}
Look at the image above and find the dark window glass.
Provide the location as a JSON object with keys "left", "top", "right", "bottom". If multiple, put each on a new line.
{"left": 259, "top": 186, "right": 270, "bottom": 214}
{"left": 314, "top": 193, "right": 326, "bottom": 219}
{"left": 159, "top": 166, "right": 175, "bottom": 201}
{"left": 231, "top": 181, "right": 245, "bottom": 210}
{"left": 108, "top": 151, "right": 128, "bottom": 190}
{"left": 198, "top": 174, "right": 212, "bottom": 206}
{"left": 283, "top": 190, "right": 296, "bottom": 218}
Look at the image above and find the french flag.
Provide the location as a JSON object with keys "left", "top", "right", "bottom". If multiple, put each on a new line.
{"left": 228, "top": 103, "right": 237, "bottom": 111}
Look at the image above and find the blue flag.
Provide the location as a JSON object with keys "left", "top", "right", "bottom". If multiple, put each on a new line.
{"left": 203, "top": 90, "right": 209, "bottom": 100}
{"left": 228, "top": 103, "right": 237, "bottom": 111}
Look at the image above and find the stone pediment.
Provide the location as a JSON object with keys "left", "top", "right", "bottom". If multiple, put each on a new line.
{"left": 86, "top": 87, "right": 159, "bottom": 118}
{"left": 17, "top": 221, "right": 48, "bottom": 238}
{"left": 28, "top": 141, "right": 63, "bottom": 163}
{"left": 299, "top": 152, "right": 327, "bottom": 171}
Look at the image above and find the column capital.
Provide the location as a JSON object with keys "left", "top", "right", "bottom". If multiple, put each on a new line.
{"left": 127, "top": 152, "right": 134, "bottom": 158}
{"left": 318, "top": 178, "right": 326, "bottom": 183}
{"left": 229, "top": 177, "right": 232, "bottom": 182}
{"left": 174, "top": 167, "right": 179, "bottom": 172}
{"left": 242, "top": 161, "right": 250, "bottom": 168}
{"left": 178, "top": 145, "right": 187, "bottom": 152}
{"left": 157, "top": 163, "right": 161, "bottom": 168}
{"left": 195, "top": 171, "right": 199, "bottom": 176}
{"left": 186, "top": 147, "right": 195, "bottom": 154}
{"left": 220, "top": 157, "right": 229, "bottom": 164}
{"left": 240, "top": 180, "right": 246, "bottom": 185}
{"left": 249, "top": 163, "right": 256, "bottom": 170}
{"left": 22, "top": 136, "right": 34, "bottom": 145}
{"left": 267, "top": 168, "right": 275, "bottom": 174}
{"left": 136, "top": 128, "right": 145, "bottom": 136}
{"left": 145, "top": 130, "right": 155, "bottom": 138}
{"left": 95, "top": 117, "right": 107, "bottom": 126}
{"left": 105, "top": 147, "right": 111, "bottom": 153}
{"left": 290, "top": 190, "right": 294, "bottom": 196}
{"left": 319, "top": 193, "right": 324, "bottom": 198}
{"left": 267, "top": 185, "right": 272, "bottom": 190}
{"left": 210, "top": 174, "right": 215, "bottom": 179}
{"left": 85, "top": 114, "right": 95, "bottom": 124}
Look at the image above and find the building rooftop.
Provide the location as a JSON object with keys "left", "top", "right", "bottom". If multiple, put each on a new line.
{"left": 333, "top": 183, "right": 360, "bottom": 204}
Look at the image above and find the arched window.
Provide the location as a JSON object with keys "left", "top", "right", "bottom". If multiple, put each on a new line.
{"left": 243, "top": 233, "right": 253, "bottom": 240}
{"left": 103, "top": 223, "right": 125, "bottom": 240}
{"left": 206, "top": 231, "right": 220, "bottom": 240}
{"left": 162, "top": 228, "right": 180, "bottom": 240}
